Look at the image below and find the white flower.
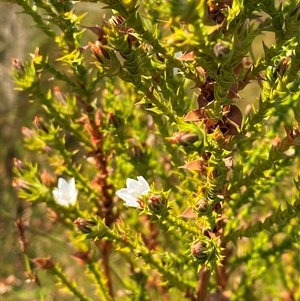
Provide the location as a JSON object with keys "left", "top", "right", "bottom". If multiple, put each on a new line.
{"left": 52, "top": 178, "right": 78, "bottom": 207}
{"left": 116, "top": 176, "right": 150, "bottom": 208}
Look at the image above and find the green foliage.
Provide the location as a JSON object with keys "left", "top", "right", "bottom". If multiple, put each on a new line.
{"left": 5, "top": 0, "right": 300, "bottom": 300}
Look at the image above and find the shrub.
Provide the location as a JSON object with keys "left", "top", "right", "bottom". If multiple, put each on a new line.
{"left": 8, "top": 0, "right": 300, "bottom": 300}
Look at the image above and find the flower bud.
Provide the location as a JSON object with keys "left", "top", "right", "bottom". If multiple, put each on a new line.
{"left": 53, "top": 86, "right": 66, "bottom": 104}
{"left": 34, "top": 116, "right": 48, "bottom": 133}
{"left": 12, "top": 179, "right": 31, "bottom": 191}
{"left": 12, "top": 58, "right": 25, "bottom": 73}
{"left": 191, "top": 241, "right": 208, "bottom": 262}
{"left": 30, "top": 257, "right": 54, "bottom": 270}
{"left": 147, "top": 194, "right": 168, "bottom": 214}
{"left": 71, "top": 250, "right": 91, "bottom": 265}
{"left": 13, "top": 158, "right": 26, "bottom": 171}
{"left": 34, "top": 47, "right": 40, "bottom": 59}
{"left": 194, "top": 199, "right": 212, "bottom": 216}
{"left": 90, "top": 41, "right": 110, "bottom": 64}
{"left": 74, "top": 218, "right": 97, "bottom": 234}
{"left": 273, "top": 57, "right": 290, "bottom": 79}
{"left": 213, "top": 42, "right": 231, "bottom": 58}
{"left": 89, "top": 41, "right": 121, "bottom": 75}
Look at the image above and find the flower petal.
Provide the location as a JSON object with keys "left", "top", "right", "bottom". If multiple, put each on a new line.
{"left": 57, "top": 178, "right": 70, "bottom": 194}
{"left": 126, "top": 176, "right": 150, "bottom": 194}
{"left": 116, "top": 188, "right": 137, "bottom": 204}
{"left": 52, "top": 188, "right": 60, "bottom": 202}
{"left": 124, "top": 200, "right": 141, "bottom": 208}
{"left": 68, "top": 178, "right": 76, "bottom": 192}
{"left": 126, "top": 178, "right": 141, "bottom": 191}
{"left": 53, "top": 177, "right": 78, "bottom": 207}
{"left": 69, "top": 189, "right": 78, "bottom": 206}
{"left": 137, "top": 176, "right": 150, "bottom": 193}
{"left": 53, "top": 189, "right": 66, "bottom": 207}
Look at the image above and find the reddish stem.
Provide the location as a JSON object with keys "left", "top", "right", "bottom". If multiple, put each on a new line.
{"left": 196, "top": 267, "right": 211, "bottom": 301}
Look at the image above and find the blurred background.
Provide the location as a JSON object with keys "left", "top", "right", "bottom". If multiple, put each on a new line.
{"left": 0, "top": 3, "right": 104, "bottom": 299}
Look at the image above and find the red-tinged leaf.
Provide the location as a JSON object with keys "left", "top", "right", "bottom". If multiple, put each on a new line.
{"left": 177, "top": 51, "right": 195, "bottom": 61}
{"left": 185, "top": 109, "right": 206, "bottom": 121}
{"left": 179, "top": 159, "right": 205, "bottom": 171}
{"left": 71, "top": 251, "right": 90, "bottom": 265}
{"left": 223, "top": 105, "right": 243, "bottom": 128}
{"left": 205, "top": 118, "right": 218, "bottom": 129}
{"left": 196, "top": 66, "right": 206, "bottom": 79}
{"left": 180, "top": 207, "right": 196, "bottom": 218}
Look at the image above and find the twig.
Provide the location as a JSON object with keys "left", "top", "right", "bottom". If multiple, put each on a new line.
{"left": 196, "top": 267, "right": 211, "bottom": 301}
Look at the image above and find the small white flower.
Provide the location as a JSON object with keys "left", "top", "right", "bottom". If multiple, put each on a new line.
{"left": 52, "top": 178, "right": 78, "bottom": 207}
{"left": 116, "top": 176, "right": 150, "bottom": 208}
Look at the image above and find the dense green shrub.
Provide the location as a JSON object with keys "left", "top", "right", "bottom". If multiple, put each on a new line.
{"left": 7, "top": 0, "right": 300, "bottom": 300}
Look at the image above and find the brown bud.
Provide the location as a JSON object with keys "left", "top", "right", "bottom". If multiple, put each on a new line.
{"left": 273, "top": 57, "right": 290, "bottom": 78}
{"left": 71, "top": 250, "right": 91, "bottom": 265}
{"left": 13, "top": 158, "right": 26, "bottom": 170}
{"left": 34, "top": 116, "right": 48, "bottom": 133}
{"left": 74, "top": 218, "right": 97, "bottom": 234}
{"left": 147, "top": 194, "right": 167, "bottom": 214}
{"left": 191, "top": 241, "right": 208, "bottom": 260}
{"left": 12, "top": 179, "right": 30, "bottom": 190}
{"left": 34, "top": 47, "right": 40, "bottom": 59}
{"left": 53, "top": 86, "right": 66, "bottom": 104}
{"left": 12, "top": 58, "right": 25, "bottom": 72}
{"left": 31, "top": 257, "right": 54, "bottom": 270}
{"left": 89, "top": 41, "right": 110, "bottom": 64}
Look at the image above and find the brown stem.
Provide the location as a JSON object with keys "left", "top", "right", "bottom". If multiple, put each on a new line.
{"left": 196, "top": 267, "right": 211, "bottom": 301}
{"left": 216, "top": 241, "right": 229, "bottom": 290}
{"left": 15, "top": 218, "right": 28, "bottom": 253}
{"left": 185, "top": 289, "right": 197, "bottom": 301}
{"left": 98, "top": 240, "right": 114, "bottom": 299}
{"left": 141, "top": 216, "right": 159, "bottom": 250}
{"left": 80, "top": 103, "right": 117, "bottom": 298}
{"left": 83, "top": 107, "right": 116, "bottom": 227}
